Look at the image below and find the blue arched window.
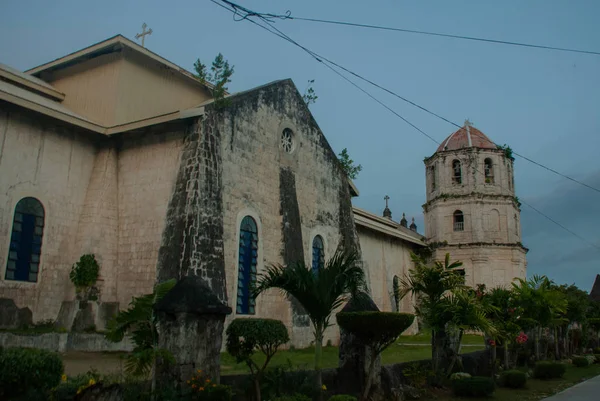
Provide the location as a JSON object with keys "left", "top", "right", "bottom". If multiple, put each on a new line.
{"left": 5, "top": 197, "right": 44, "bottom": 282}
{"left": 237, "top": 216, "right": 258, "bottom": 314}
{"left": 311, "top": 235, "right": 325, "bottom": 274}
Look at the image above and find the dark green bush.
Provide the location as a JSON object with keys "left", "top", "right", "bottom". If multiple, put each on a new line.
{"left": 594, "top": 354, "right": 600, "bottom": 364}
{"left": 70, "top": 254, "right": 99, "bottom": 289}
{"left": 272, "top": 394, "right": 312, "bottom": 401}
{"left": 499, "top": 370, "right": 527, "bottom": 389}
{"left": 328, "top": 396, "right": 357, "bottom": 401}
{"left": 533, "top": 361, "right": 567, "bottom": 379}
{"left": 336, "top": 312, "right": 415, "bottom": 345}
{"left": 0, "top": 347, "right": 64, "bottom": 401}
{"left": 573, "top": 356, "right": 590, "bottom": 367}
{"left": 261, "top": 364, "right": 314, "bottom": 399}
{"left": 226, "top": 318, "right": 289, "bottom": 362}
{"left": 451, "top": 376, "right": 495, "bottom": 397}
{"left": 594, "top": 346, "right": 600, "bottom": 354}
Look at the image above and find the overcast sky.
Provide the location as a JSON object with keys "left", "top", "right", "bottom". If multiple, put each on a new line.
{"left": 1, "top": 0, "right": 598, "bottom": 290}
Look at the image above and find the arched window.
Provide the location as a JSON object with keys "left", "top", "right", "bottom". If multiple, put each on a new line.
{"left": 311, "top": 235, "right": 325, "bottom": 274}
{"left": 452, "top": 160, "right": 462, "bottom": 184}
{"left": 453, "top": 210, "right": 464, "bottom": 232}
{"left": 237, "top": 216, "right": 258, "bottom": 315}
{"left": 5, "top": 197, "right": 45, "bottom": 282}
{"left": 429, "top": 165, "right": 436, "bottom": 192}
{"left": 484, "top": 158, "right": 494, "bottom": 184}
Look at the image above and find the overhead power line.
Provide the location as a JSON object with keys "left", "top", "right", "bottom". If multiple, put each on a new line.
{"left": 219, "top": 0, "right": 600, "bottom": 57}
{"left": 218, "top": 1, "right": 600, "bottom": 195}
{"left": 212, "top": 0, "right": 600, "bottom": 249}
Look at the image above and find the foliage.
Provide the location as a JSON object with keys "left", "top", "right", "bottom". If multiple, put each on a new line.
{"left": 403, "top": 363, "right": 435, "bottom": 389}
{"left": 533, "top": 361, "right": 567, "bottom": 379}
{"left": 194, "top": 53, "right": 235, "bottom": 108}
{"left": 449, "top": 372, "right": 471, "bottom": 381}
{"left": 186, "top": 370, "right": 233, "bottom": 401}
{"left": 337, "top": 148, "right": 362, "bottom": 180}
{"left": 496, "top": 144, "right": 514, "bottom": 160}
{"left": 50, "top": 370, "right": 102, "bottom": 401}
{"left": 302, "top": 80, "right": 318, "bottom": 106}
{"left": 327, "top": 396, "right": 357, "bottom": 401}
{"left": 0, "top": 347, "right": 64, "bottom": 401}
{"left": 261, "top": 361, "right": 315, "bottom": 399}
{"left": 337, "top": 312, "right": 414, "bottom": 400}
{"left": 572, "top": 356, "right": 591, "bottom": 367}
{"left": 451, "top": 376, "right": 495, "bottom": 397}
{"left": 499, "top": 370, "right": 527, "bottom": 388}
{"left": 69, "top": 254, "right": 99, "bottom": 290}
{"left": 105, "top": 279, "right": 176, "bottom": 378}
{"left": 253, "top": 249, "right": 365, "bottom": 399}
{"left": 226, "top": 318, "right": 289, "bottom": 401}
{"left": 272, "top": 394, "right": 312, "bottom": 401}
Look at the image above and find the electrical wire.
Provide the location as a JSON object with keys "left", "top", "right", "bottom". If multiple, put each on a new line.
{"left": 212, "top": 0, "right": 600, "bottom": 249}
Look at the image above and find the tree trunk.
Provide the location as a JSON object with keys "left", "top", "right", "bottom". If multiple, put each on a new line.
{"left": 554, "top": 327, "right": 559, "bottom": 360}
{"left": 361, "top": 347, "right": 378, "bottom": 401}
{"left": 315, "top": 329, "right": 324, "bottom": 401}
{"left": 491, "top": 345, "right": 497, "bottom": 379}
{"left": 446, "top": 330, "right": 463, "bottom": 376}
{"left": 432, "top": 327, "right": 455, "bottom": 385}
{"left": 534, "top": 326, "right": 541, "bottom": 361}
{"left": 254, "top": 377, "right": 261, "bottom": 401}
{"left": 504, "top": 343, "right": 510, "bottom": 370}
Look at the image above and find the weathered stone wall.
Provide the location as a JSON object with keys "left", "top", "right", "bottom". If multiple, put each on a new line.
{"left": 116, "top": 125, "right": 187, "bottom": 307}
{"left": 0, "top": 104, "right": 98, "bottom": 321}
{"left": 356, "top": 226, "right": 418, "bottom": 334}
{"left": 217, "top": 79, "right": 359, "bottom": 347}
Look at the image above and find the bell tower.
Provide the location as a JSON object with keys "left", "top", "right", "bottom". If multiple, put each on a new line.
{"left": 423, "top": 121, "right": 527, "bottom": 288}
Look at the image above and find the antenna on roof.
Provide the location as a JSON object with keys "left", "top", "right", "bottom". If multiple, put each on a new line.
{"left": 135, "top": 23, "right": 153, "bottom": 48}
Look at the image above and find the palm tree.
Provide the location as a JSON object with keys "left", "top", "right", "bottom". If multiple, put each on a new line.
{"left": 253, "top": 249, "right": 365, "bottom": 398}
{"left": 482, "top": 287, "right": 521, "bottom": 369}
{"left": 106, "top": 279, "right": 176, "bottom": 390}
{"left": 512, "top": 276, "right": 567, "bottom": 360}
{"left": 399, "top": 253, "right": 466, "bottom": 380}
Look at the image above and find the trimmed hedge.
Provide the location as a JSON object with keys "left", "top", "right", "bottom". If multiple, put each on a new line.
{"left": 451, "top": 376, "right": 495, "bottom": 397}
{"left": 499, "top": 370, "right": 527, "bottom": 389}
{"left": 595, "top": 354, "right": 600, "bottom": 364}
{"left": 336, "top": 312, "right": 415, "bottom": 346}
{"left": 226, "top": 318, "right": 289, "bottom": 362}
{"left": 0, "top": 347, "right": 64, "bottom": 401}
{"left": 573, "top": 356, "right": 590, "bottom": 367}
{"left": 328, "top": 396, "right": 357, "bottom": 401}
{"left": 534, "top": 361, "right": 567, "bottom": 379}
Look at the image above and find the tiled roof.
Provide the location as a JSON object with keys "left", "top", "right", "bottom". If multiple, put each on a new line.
{"left": 437, "top": 123, "right": 496, "bottom": 152}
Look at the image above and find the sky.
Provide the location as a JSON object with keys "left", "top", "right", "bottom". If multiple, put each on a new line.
{"left": 1, "top": 0, "right": 599, "bottom": 290}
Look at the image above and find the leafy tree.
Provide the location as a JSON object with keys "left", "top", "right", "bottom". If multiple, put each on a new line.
{"left": 253, "top": 250, "right": 365, "bottom": 400}
{"left": 302, "top": 79, "right": 318, "bottom": 106}
{"left": 193, "top": 53, "right": 235, "bottom": 108}
{"left": 226, "top": 318, "right": 289, "bottom": 401}
{"left": 338, "top": 148, "right": 362, "bottom": 180}
{"left": 337, "top": 312, "right": 414, "bottom": 400}
{"left": 105, "top": 279, "right": 176, "bottom": 380}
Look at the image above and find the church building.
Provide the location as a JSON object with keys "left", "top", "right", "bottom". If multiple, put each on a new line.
{"left": 0, "top": 35, "right": 525, "bottom": 346}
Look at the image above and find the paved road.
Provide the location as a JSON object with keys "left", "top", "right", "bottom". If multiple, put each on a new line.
{"left": 542, "top": 375, "right": 600, "bottom": 401}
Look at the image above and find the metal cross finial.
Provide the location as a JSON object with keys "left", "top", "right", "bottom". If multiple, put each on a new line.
{"left": 135, "top": 23, "right": 153, "bottom": 47}
{"left": 464, "top": 119, "right": 472, "bottom": 127}
{"left": 384, "top": 195, "right": 390, "bottom": 208}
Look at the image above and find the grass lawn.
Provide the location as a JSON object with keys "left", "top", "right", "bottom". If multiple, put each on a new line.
{"left": 424, "top": 364, "right": 600, "bottom": 401}
{"left": 221, "top": 337, "right": 485, "bottom": 376}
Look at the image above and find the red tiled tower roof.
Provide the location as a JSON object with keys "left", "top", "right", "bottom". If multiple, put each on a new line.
{"left": 437, "top": 121, "right": 496, "bottom": 152}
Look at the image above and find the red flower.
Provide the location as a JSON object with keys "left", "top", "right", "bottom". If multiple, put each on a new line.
{"left": 488, "top": 339, "right": 496, "bottom": 346}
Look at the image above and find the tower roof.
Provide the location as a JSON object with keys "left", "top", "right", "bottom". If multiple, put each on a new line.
{"left": 437, "top": 120, "right": 496, "bottom": 152}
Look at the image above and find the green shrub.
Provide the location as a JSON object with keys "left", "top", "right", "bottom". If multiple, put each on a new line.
{"left": 261, "top": 363, "right": 314, "bottom": 399}
{"left": 451, "top": 376, "right": 495, "bottom": 397}
{"left": 0, "top": 347, "right": 64, "bottom": 401}
{"left": 449, "top": 372, "right": 471, "bottom": 381}
{"left": 534, "top": 361, "right": 567, "bottom": 379}
{"left": 499, "top": 370, "right": 527, "bottom": 389}
{"left": 70, "top": 254, "right": 99, "bottom": 290}
{"left": 573, "top": 356, "right": 589, "bottom": 367}
{"left": 50, "top": 371, "right": 102, "bottom": 401}
{"left": 226, "top": 318, "right": 289, "bottom": 401}
{"left": 328, "top": 395, "right": 357, "bottom": 401}
{"left": 594, "top": 354, "right": 600, "bottom": 364}
{"left": 593, "top": 346, "right": 600, "bottom": 354}
{"left": 272, "top": 394, "right": 312, "bottom": 401}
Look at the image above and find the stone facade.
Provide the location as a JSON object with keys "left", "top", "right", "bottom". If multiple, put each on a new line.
{"left": 423, "top": 123, "right": 527, "bottom": 288}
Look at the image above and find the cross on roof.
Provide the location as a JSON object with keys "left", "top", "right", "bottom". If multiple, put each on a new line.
{"left": 384, "top": 195, "right": 390, "bottom": 208}
{"left": 135, "top": 23, "right": 153, "bottom": 48}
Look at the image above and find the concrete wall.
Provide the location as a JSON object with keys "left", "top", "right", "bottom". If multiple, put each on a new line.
{"left": 0, "top": 104, "right": 98, "bottom": 321}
